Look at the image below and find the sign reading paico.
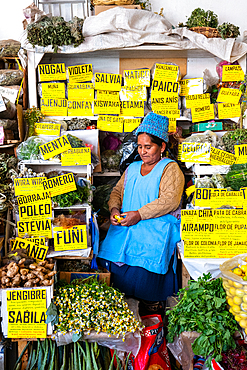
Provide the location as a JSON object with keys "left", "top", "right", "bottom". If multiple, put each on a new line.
{"left": 12, "top": 237, "right": 49, "bottom": 261}
{"left": 39, "top": 135, "right": 72, "bottom": 160}
{"left": 41, "top": 173, "right": 76, "bottom": 197}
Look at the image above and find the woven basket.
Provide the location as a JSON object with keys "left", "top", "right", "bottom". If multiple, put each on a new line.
{"left": 189, "top": 27, "right": 220, "bottom": 38}
{"left": 93, "top": 0, "right": 134, "bottom": 5}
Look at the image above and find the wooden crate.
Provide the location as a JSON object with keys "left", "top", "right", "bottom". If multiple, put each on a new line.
{"left": 59, "top": 268, "right": 111, "bottom": 286}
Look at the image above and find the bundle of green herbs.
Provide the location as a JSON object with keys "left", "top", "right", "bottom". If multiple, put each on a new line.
{"left": 166, "top": 273, "right": 239, "bottom": 369}
{"left": 52, "top": 183, "right": 90, "bottom": 207}
{"left": 222, "top": 129, "right": 247, "bottom": 153}
{"left": 180, "top": 8, "right": 218, "bottom": 28}
{"left": 225, "top": 163, "right": 247, "bottom": 190}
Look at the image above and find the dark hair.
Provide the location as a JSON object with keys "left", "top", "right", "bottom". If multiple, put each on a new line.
{"left": 137, "top": 132, "right": 165, "bottom": 147}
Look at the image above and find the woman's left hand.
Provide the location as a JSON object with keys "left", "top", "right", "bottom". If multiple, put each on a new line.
{"left": 120, "top": 211, "right": 141, "bottom": 226}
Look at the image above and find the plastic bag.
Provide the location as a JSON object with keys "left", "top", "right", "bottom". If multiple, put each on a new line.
{"left": 102, "top": 133, "right": 122, "bottom": 151}
{"left": 203, "top": 69, "right": 219, "bottom": 89}
{"left": 216, "top": 60, "right": 239, "bottom": 80}
{"left": 211, "top": 174, "right": 226, "bottom": 188}
{"left": 184, "top": 130, "right": 225, "bottom": 150}
{"left": 0, "top": 69, "right": 23, "bottom": 86}
{"left": 195, "top": 176, "right": 214, "bottom": 188}
{"left": 130, "top": 315, "right": 171, "bottom": 370}
{"left": 0, "top": 98, "right": 16, "bottom": 119}
{"left": 0, "top": 39, "right": 21, "bottom": 58}
{"left": 119, "top": 129, "right": 141, "bottom": 175}
{"left": 16, "top": 136, "right": 46, "bottom": 161}
{"left": 0, "top": 119, "right": 17, "bottom": 130}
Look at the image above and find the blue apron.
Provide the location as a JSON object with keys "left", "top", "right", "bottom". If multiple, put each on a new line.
{"left": 98, "top": 159, "right": 181, "bottom": 275}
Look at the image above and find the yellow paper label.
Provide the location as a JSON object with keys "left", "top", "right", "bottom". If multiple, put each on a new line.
{"left": 217, "top": 88, "right": 242, "bottom": 104}
{"left": 185, "top": 93, "right": 210, "bottom": 108}
{"left": 17, "top": 219, "right": 52, "bottom": 238}
{"left": 194, "top": 188, "right": 244, "bottom": 208}
{"left": 120, "top": 101, "right": 144, "bottom": 117}
{"left": 67, "top": 100, "right": 93, "bottom": 116}
{"left": 123, "top": 118, "right": 141, "bottom": 132}
{"left": 97, "top": 115, "right": 123, "bottom": 132}
{"left": 40, "top": 98, "right": 67, "bottom": 116}
{"left": 26, "top": 237, "right": 46, "bottom": 246}
{"left": 94, "top": 100, "right": 120, "bottom": 115}
{"left": 41, "top": 83, "right": 65, "bottom": 99}
{"left": 12, "top": 237, "right": 48, "bottom": 261}
{"left": 123, "top": 69, "right": 150, "bottom": 86}
{"left": 6, "top": 289, "right": 47, "bottom": 310}
{"left": 151, "top": 96, "right": 179, "bottom": 110}
{"left": 153, "top": 64, "right": 179, "bottom": 81}
{"left": 17, "top": 192, "right": 50, "bottom": 206}
{"left": 14, "top": 177, "right": 47, "bottom": 197}
{"left": 67, "top": 64, "right": 93, "bottom": 83}
{"left": 191, "top": 104, "right": 215, "bottom": 123}
{"left": 34, "top": 122, "right": 61, "bottom": 136}
{"left": 120, "top": 86, "right": 146, "bottom": 101}
{"left": 181, "top": 142, "right": 211, "bottom": 163}
{"left": 210, "top": 147, "right": 236, "bottom": 165}
{"left": 18, "top": 200, "right": 52, "bottom": 222}
{"left": 151, "top": 80, "right": 179, "bottom": 96}
{"left": 151, "top": 108, "right": 180, "bottom": 118}
{"left": 177, "top": 144, "right": 182, "bottom": 160}
{"left": 222, "top": 65, "right": 244, "bottom": 82}
{"left": 38, "top": 63, "right": 66, "bottom": 82}
{"left": 181, "top": 209, "right": 247, "bottom": 258}
{"left": 168, "top": 118, "right": 176, "bottom": 132}
{"left": 217, "top": 103, "right": 241, "bottom": 119}
{"left": 54, "top": 225, "right": 87, "bottom": 251}
{"left": 42, "top": 173, "right": 76, "bottom": 197}
{"left": 97, "top": 90, "right": 119, "bottom": 101}
{"left": 7, "top": 310, "right": 47, "bottom": 338}
{"left": 61, "top": 148, "right": 91, "bottom": 166}
{"left": 235, "top": 144, "right": 247, "bottom": 164}
{"left": 186, "top": 185, "right": 196, "bottom": 197}
{"left": 179, "top": 78, "right": 203, "bottom": 96}
{"left": 67, "top": 83, "right": 94, "bottom": 100}
{"left": 39, "top": 135, "right": 72, "bottom": 160}
{"left": 94, "top": 73, "right": 122, "bottom": 91}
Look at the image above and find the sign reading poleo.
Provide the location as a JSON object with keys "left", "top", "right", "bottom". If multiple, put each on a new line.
{"left": 38, "top": 63, "right": 66, "bottom": 82}
{"left": 39, "top": 135, "right": 71, "bottom": 160}
{"left": 41, "top": 173, "right": 76, "bottom": 197}
{"left": 94, "top": 73, "right": 122, "bottom": 91}
{"left": 54, "top": 225, "right": 87, "bottom": 251}
{"left": 12, "top": 237, "right": 49, "bottom": 261}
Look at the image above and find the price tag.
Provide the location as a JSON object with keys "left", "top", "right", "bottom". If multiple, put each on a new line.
{"left": 34, "top": 122, "right": 61, "bottom": 136}
{"left": 181, "top": 142, "right": 211, "bottom": 163}
{"left": 168, "top": 118, "right": 176, "bottom": 132}
{"left": 94, "top": 73, "right": 122, "bottom": 91}
{"left": 40, "top": 98, "right": 67, "bottom": 116}
{"left": 120, "top": 86, "right": 146, "bottom": 101}
{"left": 179, "top": 78, "right": 203, "bottom": 96}
{"left": 54, "top": 225, "right": 87, "bottom": 251}
{"left": 123, "top": 118, "right": 141, "bottom": 132}
{"left": 14, "top": 177, "right": 47, "bottom": 197}
{"left": 97, "top": 90, "right": 119, "bottom": 101}
{"left": 17, "top": 219, "right": 52, "bottom": 238}
{"left": 217, "top": 103, "right": 241, "bottom": 119}
{"left": 123, "top": 69, "right": 150, "bottom": 86}
{"left": 97, "top": 115, "right": 123, "bottom": 132}
{"left": 235, "top": 144, "right": 247, "bottom": 164}
{"left": 38, "top": 63, "right": 66, "bottom": 82}
{"left": 41, "top": 173, "right": 77, "bottom": 197}
{"left": 67, "top": 83, "right": 94, "bottom": 100}
{"left": 67, "top": 100, "right": 93, "bottom": 116}
{"left": 67, "top": 64, "right": 93, "bottom": 83}
{"left": 12, "top": 237, "right": 49, "bottom": 261}
{"left": 94, "top": 100, "right": 120, "bottom": 115}
{"left": 185, "top": 93, "right": 210, "bottom": 108}
{"left": 210, "top": 147, "right": 236, "bottom": 165}
{"left": 41, "top": 83, "right": 66, "bottom": 99}
{"left": 0, "top": 86, "right": 18, "bottom": 104}
{"left": 151, "top": 80, "right": 179, "bottom": 96}
{"left": 61, "top": 148, "right": 91, "bottom": 166}
{"left": 120, "top": 101, "right": 144, "bottom": 117}
{"left": 191, "top": 104, "right": 215, "bottom": 123}
{"left": 39, "top": 135, "right": 71, "bottom": 160}
{"left": 194, "top": 188, "right": 244, "bottom": 208}
{"left": 222, "top": 65, "right": 244, "bottom": 82}
{"left": 153, "top": 64, "right": 179, "bottom": 81}
{"left": 217, "top": 88, "right": 242, "bottom": 104}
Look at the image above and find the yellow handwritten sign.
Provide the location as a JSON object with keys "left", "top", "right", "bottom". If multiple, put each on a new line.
{"left": 17, "top": 219, "right": 52, "bottom": 238}
{"left": 120, "top": 85, "right": 146, "bottom": 101}
{"left": 34, "top": 122, "right": 61, "bottom": 136}
{"left": 14, "top": 177, "right": 47, "bottom": 197}
{"left": 151, "top": 80, "right": 179, "bottom": 96}
{"left": 217, "top": 103, "right": 241, "bottom": 119}
{"left": 123, "top": 118, "right": 141, "bottom": 132}
{"left": 181, "top": 142, "right": 211, "bottom": 163}
{"left": 39, "top": 135, "right": 71, "bottom": 160}
{"left": 41, "top": 83, "right": 66, "bottom": 99}
{"left": 222, "top": 65, "right": 244, "bottom": 82}
{"left": 123, "top": 69, "right": 150, "bottom": 86}
{"left": 94, "top": 73, "right": 122, "bottom": 91}
{"left": 26, "top": 237, "right": 46, "bottom": 246}
{"left": 120, "top": 101, "right": 144, "bottom": 117}
{"left": 61, "top": 148, "right": 91, "bottom": 166}
{"left": 17, "top": 192, "right": 50, "bottom": 206}
{"left": 235, "top": 144, "right": 247, "bottom": 164}
{"left": 67, "top": 64, "right": 93, "bottom": 83}
{"left": 6, "top": 289, "right": 47, "bottom": 310}
{"left": 97, "top": 90, "right": 119, "bottom": 101}
{"left": 151, "top": 96, "right": 179, "bottom": 110}
{"left": 42, "top": 173, "right": 76, "bottom": 197}
{"left": 94, "top": 100, "right": 120, "bottom": 115}
{"left": 38, "top": 63, "right": 66, "bottom": 82}
{"left": 151, "top": 108, "right": 180, "bottom": 118}
{"left": 40, "top": 98, "right": 67, "bottom": 116}
{"left": 153, "top": 64, "right": 179, "bottom": 81}
{"left": 67, "top": 100, "right": 93, "bottom": 116}
{"left": 67, "top": 83, "right": 94, "bottom": 100}
{"left": 12, "top": 237, "right": 49, "bottom": 261}
{"left": 54, "top": 225, "right": 87, "bottom": 251}
{"left": 185, "top": 93, "right": 210, "bottom": 108}
{"left": 191, "top": 104, "right": 215, "bottom": 123}
{"left": 194, "top": 188, "right": 244, "bottom": 208}
{"left": 97, "top": 115, "right": 123, "bottom": 132}
{"left": 18, "top": 199, "right": 52, "bottom": 222}
{"left": 179, "top": 78, "right": 203, "bottom": 96}
{"left": 168, "top": 118, "right": 176, "bottom": 132}
{"left": 210, "top": 147, "right": 236, "bottom": 166}
{"left": 217, "top": 88, "right": 242, "bottom": 104}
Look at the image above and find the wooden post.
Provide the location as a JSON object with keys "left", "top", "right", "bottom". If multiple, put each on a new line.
{"left": 17, "top": 341, "right": 29, "bottom": 370}
{"left": 182, "top": 263, "right": 191, "bottom": 288}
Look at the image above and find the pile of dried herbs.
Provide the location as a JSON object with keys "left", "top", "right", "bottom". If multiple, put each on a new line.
{"left": 27, "top": 16, "right": 84, "bottom": 52}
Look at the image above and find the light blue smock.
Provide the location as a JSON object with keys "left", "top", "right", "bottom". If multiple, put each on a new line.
{"left": 98, "top": 159, "right": 181, "bottom": 274}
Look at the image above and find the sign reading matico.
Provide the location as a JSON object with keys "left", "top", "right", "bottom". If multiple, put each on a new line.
{"left": 41, "top": 173, "right": 76, "bottom": 197}
{"left": 12, "top": 237, "right": 48, "bottom": 261}
{"left": 124, "top": 69, "right": 150, "bottom": 86}
{"left": 39, "top": 135, "right": 71, "bottom": 160}
{"left": 181, "top": 142, "right": 211, "bottom": 163}
{"left": 54, "top": 225, "right": 87, "bottom": 251}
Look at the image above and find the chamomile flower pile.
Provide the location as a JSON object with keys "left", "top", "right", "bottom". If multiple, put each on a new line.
{"left": 54, "top": 278, "right": 143, "bottom": 340}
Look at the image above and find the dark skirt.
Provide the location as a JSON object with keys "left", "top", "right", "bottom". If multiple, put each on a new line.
{"left": 97, "top": 255, "right": 179, "bottom": 302}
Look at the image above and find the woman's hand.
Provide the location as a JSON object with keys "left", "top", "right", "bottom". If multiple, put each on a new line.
{"left": 120, "top": 211, "right": 141, "bottom": 226}
{"left": 110, "top": 207, "right": 121, "bottom": 226}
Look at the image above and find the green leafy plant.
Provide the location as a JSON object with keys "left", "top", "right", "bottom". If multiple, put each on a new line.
{"left": 185, "top": 8, "right": 218, "bottom": 28}
{"left": 24, "top": 106, "right": 44, "bottom": 137}
{"left": 222, "top": 128, "right": 247, "bottom": 153}
{"left": 166, "top": 273, "right": 239, "bottom": 369}
{"left": 217, "top": 22, "right": 240, "bottom": 39}
{"left": 52, "top": 183, "right": 90, "bottom": 207}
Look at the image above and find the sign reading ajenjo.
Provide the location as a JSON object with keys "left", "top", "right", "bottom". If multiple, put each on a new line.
{"left": 17, "top": 219, "right": 52, "bottom": 238}
{"left": 14, "top": 177, "right": 47, "bottom": 197}
{"left": 39, "top": 135, "right": 71, "bottom": 160}
{"left": 181, "top": 142, "right": 211, "bottom": 163}
{"left": 38, "top": 63, "right": 66, "bottom": 82}
{"left": 67, "top": 64, "right": 93, "bottom": 83}
{"left": 12, "top": 237, "right": 49, "bottom": 261}
{"left": 94, "top": 73, "right": 122, "bottom": 91}
{"left": 41, "top": 173, "right": 76, "bottom": 197}
{"left": 61, "top": 148, "right": 91, "bottom": 166}
{"left": 54, "top": 225, "right": 87, "bottom": 251}
{"left": 40, "top": 98, "right": 67, "bottom": 116}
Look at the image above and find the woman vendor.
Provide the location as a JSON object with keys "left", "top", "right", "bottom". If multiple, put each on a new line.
{"left": 98, "top": 112, "right": 185, "bottom": 306}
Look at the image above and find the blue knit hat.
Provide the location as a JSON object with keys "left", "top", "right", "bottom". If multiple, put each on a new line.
{"left": 136, "top": 112, "right": 169, "bottom": 142}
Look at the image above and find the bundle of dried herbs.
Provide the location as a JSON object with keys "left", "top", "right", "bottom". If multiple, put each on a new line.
{"left": 27, "top": 16, "right": 84, "bottom": 52}
{"left": 0, "top": 39, "right": 21, "bottom": 58}
{"left": 217, "top": 23, "right": 240, "bottom": 39}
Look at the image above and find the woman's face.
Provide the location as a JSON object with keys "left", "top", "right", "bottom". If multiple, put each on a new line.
{"left": 137, "top": 133, "right": 166, "bottom": 166}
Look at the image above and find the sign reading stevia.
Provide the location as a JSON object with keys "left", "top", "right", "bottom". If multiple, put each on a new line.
{"left": 38, "top": 63, "right": 66, "bottom": 82}
{"left": 54, "top": 225, "right": 87, "bottom": 251}
{"left": 17, "top": 219, "right": 52, "bottom": 238}
{"left": 94, "top": 73, "right": 122, "bottom": 91}
{"left": 181, "top": 142, "right": 211, "bottom": 163}
{"left": 12, "top": 237, "right": 49, "bottom": 261}
{"left": 67, "top": 64, "right": 93, "bottom": 83}
{"left": 34, "top": 122, "right": 61, "bottom": 136}
{"left": 41, "top": 173, "right": 76, "bottom": 197}
{"left": 123, "top": 69, "right": 150, "bottom": 86}
{"left": 39, "top": 135, "right": 71, "bottom": 160}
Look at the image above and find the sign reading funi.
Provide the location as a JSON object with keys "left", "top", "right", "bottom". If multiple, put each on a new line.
{"left": 54, "top": 225, "right": 87, "bottom": 251}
